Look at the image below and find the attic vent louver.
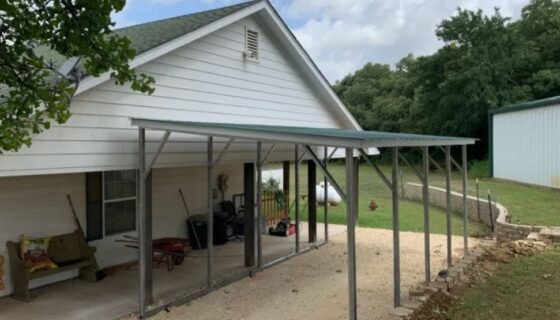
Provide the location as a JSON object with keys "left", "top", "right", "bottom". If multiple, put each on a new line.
{"left": 244, "top": 27, "right": 259, "bottom": 62}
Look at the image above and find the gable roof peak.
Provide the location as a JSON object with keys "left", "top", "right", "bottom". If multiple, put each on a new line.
{"left": 113, "top": 0, "right": 263, "bottom": 57}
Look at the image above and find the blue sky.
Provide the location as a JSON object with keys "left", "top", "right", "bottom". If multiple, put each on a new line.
{"left": 113, "top": 0, "right": 529, "bottom": 83}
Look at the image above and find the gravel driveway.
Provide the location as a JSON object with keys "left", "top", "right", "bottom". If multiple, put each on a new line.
{"left": 150, "top": 228, "right": 478, "bottom": 320}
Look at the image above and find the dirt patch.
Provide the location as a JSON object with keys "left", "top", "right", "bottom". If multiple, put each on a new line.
{"left": 409, "top": 241, "right": 550, "bottom": 320}
{"left": 146, "top": 228, "right": 477, "bottom": 320}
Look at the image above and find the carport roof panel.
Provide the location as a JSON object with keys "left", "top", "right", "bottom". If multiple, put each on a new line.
{"left": 131, "top": 118, "right": 476, "bottom": 148}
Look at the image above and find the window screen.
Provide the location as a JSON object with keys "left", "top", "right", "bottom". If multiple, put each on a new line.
{"left": 103, "top": 170, "right": 137, "bottom": 236}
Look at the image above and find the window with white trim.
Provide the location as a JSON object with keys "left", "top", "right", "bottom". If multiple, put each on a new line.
{"left": 244, "top": 27, "right": 259, "bottom": 62}
{"left": 86, "top": 170, "right": 137, "bottom": 240}
{"left": 103, "top": 170, "right": 137, "bottom": 236}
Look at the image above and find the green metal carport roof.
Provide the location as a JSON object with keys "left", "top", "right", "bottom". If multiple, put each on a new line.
{"left": 131, "top": 118, "right": 476, "bottom": 148}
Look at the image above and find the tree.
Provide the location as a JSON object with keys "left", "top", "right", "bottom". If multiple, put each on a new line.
{"left": 334, "top": 55, "right": 417, "bottom": 134}
{"left": 0, "top": 0, "right": 155, "bottom": 152}
{"left": 415, "top": 8, "right": 516, "bottom": 158}
{"left": 512, "top": 0, "right": 560, "bottom": 100}
{"left": 335, "top": 0, "right": 560, "bottom": 160}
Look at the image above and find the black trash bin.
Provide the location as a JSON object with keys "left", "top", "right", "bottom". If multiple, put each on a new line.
{"left": 187, "top": 213, "right": 228, "bottom": 250}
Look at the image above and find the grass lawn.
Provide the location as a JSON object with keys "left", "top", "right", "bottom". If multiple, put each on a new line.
{"left": 450, "top": 247, "right": 560, "bottom": 320}
{"left": 271, "top": 160, "right": 559, "bottom": 235}
{"left": 421, "top": 167, "right": 560, "bottom": 226}
{"left": 280, "top": 162, "right": 490, "bottom": 237}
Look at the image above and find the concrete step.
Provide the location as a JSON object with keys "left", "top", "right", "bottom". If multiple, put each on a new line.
{"left": 390, "top": 306, "right": 414, "bottom": 318}
{"left": 401, "top": 298, "right": 423, "bottom": 310}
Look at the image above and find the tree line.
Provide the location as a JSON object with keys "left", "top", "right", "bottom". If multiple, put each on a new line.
{"left": 333, "top": 0, "right": 560, "bottom": 159}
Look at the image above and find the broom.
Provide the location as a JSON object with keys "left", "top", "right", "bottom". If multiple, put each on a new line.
{"left": 67, "top": 194, "right": 106, "bottom": 281}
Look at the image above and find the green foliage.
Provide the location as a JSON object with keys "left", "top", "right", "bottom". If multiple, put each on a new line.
{"left": 262, "top": 176, "right": 281, "bottom": 192}
{"left": 0, "top": 0, "right": 155, "bottom": 152}
{"left": 467, "top": 159, "right": 489, "bottom": 179}
{"left": 335, "top": 0, "right": 560, "bottom": 159}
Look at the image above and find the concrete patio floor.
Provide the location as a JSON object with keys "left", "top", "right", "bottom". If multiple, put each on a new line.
{"left": 0, "top": 222, "right": 342, "bottom": 320}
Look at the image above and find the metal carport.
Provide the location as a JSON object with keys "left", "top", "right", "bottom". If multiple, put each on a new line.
{"left": 131, "top": 118, "right": 476, "bottom": 319}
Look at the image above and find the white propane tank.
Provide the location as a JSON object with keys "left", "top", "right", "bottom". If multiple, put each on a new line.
{"left": 316, "top": 181, "right": 342, "bottom": 206}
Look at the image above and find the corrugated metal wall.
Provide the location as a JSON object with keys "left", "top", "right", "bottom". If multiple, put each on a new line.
{"left": 493, "top": 104, "right": 560, "bottom": 188}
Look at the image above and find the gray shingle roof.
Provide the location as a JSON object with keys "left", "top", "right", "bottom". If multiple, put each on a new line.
{"left": 113, "top": 0, "right": 260, "bottom": 57}
{"left": 0, "top": 0, "right": 261, "bottom": 100}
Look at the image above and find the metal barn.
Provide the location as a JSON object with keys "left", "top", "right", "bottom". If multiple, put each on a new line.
{"left": 489, "top": 96, "right": 560, "bottom": 189}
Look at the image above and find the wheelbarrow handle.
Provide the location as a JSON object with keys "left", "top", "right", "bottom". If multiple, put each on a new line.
{"left": 115, "top": 239, "right": 138, "bottom": 243}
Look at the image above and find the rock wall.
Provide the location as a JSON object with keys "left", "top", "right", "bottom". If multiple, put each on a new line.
{"left": 402, "top": 183, "right": 548, "bottom": 241}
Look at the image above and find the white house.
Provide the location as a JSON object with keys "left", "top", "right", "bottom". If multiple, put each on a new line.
{"left": 0, "top": 0, "right": 361, "bottom": 303}
{"left": 489, "top": 96, "right": 560, "bottom": 189}
{"left": 0, "top": 2, "right": 477, "bottom": 319}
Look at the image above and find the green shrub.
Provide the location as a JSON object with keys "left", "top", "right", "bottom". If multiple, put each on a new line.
{"left": 468, "top": 159, "right": 489, "bottom": 179}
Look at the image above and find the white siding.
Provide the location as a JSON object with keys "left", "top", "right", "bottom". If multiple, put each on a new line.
{"left": 493, "top": 104, "right": 560, "bottom": 188}
{"left": 0, "top": 15, "right": 342, "bottom": 177}
{"left": 0, "top": 164, "right": 243, "bottom": 297}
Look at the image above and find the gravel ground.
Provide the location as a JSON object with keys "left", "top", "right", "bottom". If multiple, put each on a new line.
{"left": 150, "top": 228, "right": 478, "bottom": 320}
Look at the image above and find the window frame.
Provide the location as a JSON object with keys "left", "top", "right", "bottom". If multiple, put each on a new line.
{"left": 101, "top": 170, "right": 138, "bottom": 237}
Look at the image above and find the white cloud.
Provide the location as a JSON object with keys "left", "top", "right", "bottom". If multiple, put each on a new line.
{"left": 281, "top": 0, "right": 528, "bottom": 82}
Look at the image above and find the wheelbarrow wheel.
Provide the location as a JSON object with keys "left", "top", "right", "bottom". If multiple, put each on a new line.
{"left": 173, "top": 254, "right": 185, "bottom": 265}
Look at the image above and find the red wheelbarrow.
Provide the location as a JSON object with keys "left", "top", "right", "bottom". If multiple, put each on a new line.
{"left": 117, "top": 236, "right": 190, "bottom": 271}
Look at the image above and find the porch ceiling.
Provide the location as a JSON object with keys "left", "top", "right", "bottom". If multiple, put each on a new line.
{"left": 131, "top": 118, "right": 476, "bottom": 148}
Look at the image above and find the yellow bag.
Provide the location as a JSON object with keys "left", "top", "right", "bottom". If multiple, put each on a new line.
{"left": 19, "top": 236, "right": 58, "bottom": 273}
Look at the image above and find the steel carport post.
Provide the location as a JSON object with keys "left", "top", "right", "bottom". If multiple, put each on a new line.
{"left": 207, "top": 136, "right": 214, "bottom": 288}
{"left": 294, "top": 145, "right": 300, "bottom": 253}
{"left": 256, "top": 141, "right": 263, "bottom": 268}
{"left": 324, "top": 146, "right": 329, "bottom": 243}
{"left": 422, "top": 146, "right": 431, "bottom": 283}
{"left": 462, "top": 145, "right": 469, "bottom": 254}
{"left": 445, "top": 145, "right": 452, "bottom": 267}
{"left": 138, "top": 127, "right": 152, "bottom": 318}
{"left": 392, "top": 148, "right": 401, "bottom": 307}
{"left": 345, "top": 148, "right": 358, "bottom": 320}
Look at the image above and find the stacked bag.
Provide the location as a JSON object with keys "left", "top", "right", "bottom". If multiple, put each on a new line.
{"left": 18, "top": 236, "right": 58, "bottom": 273}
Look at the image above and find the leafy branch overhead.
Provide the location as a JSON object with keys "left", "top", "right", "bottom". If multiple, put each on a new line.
{"left": 0, "top": 0, "right": 155, "bottom": 152}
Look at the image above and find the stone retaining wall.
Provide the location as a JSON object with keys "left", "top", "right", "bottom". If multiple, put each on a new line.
{"left": 402, "top": 183, "right": 547, "bottom": 241}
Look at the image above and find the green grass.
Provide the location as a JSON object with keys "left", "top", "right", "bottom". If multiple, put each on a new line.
{"left": 450, "top": 248, "right": 560, "bottom": 320}
{"left": 271, "top": 160, "right": 560, "bottom": 235}
{"left": 416, "top": 165, "right": 560, "bottom": 226}
{"left": 281, "top": 162, "right": 490, "bottom": 237}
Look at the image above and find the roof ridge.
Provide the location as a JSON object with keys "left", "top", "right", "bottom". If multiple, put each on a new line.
{"left": 113, "top": 0, "right": 261, "bottom": 32}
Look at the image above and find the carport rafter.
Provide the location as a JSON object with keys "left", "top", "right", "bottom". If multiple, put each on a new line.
{"left": 359, "top": 148, "right": 392, "bottom": 191}
{"left": 304, "top": 145, "right": 347, "bottom": 202}
{"left": 213, "top": 138, "right": 234, "bottom": 167}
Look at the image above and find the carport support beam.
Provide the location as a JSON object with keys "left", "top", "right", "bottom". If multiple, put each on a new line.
{"left": 422, "top": 146, "right": 431, "bottom": 283}
{"left": 445, "top": 145, "right": 452, "bottom": 267}
{"left": 308, "top": 160, "right": 317, "bottom": 243}
{"left": 207, "top": 136, "right": 214, "bottom": 288}
{"left": 324, "top": 147, "right": 329, "bottom": 242}
{"left": 256, "top": 141, "right": 263, "bottom": 268}
{"left": 138, "top": 127, "right": 152, "bottom": 318}
{"left": 462, "top": 145, "right": 469, "bottom": 254}
{"left": 392, "top": 147, "right": 401, "bottom": 307}
{"left": 346, "top": 148, "right": 358, "bottom": 320}
{"left": 244, "top": 163, "right": 255, "bottom": 267}
{"left": 295, "top": 145, "right": 300, "bottom": 253}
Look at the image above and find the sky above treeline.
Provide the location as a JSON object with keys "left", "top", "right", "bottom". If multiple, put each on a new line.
{"left": 113, "top": 0, "right": 529, "bottom": 83}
